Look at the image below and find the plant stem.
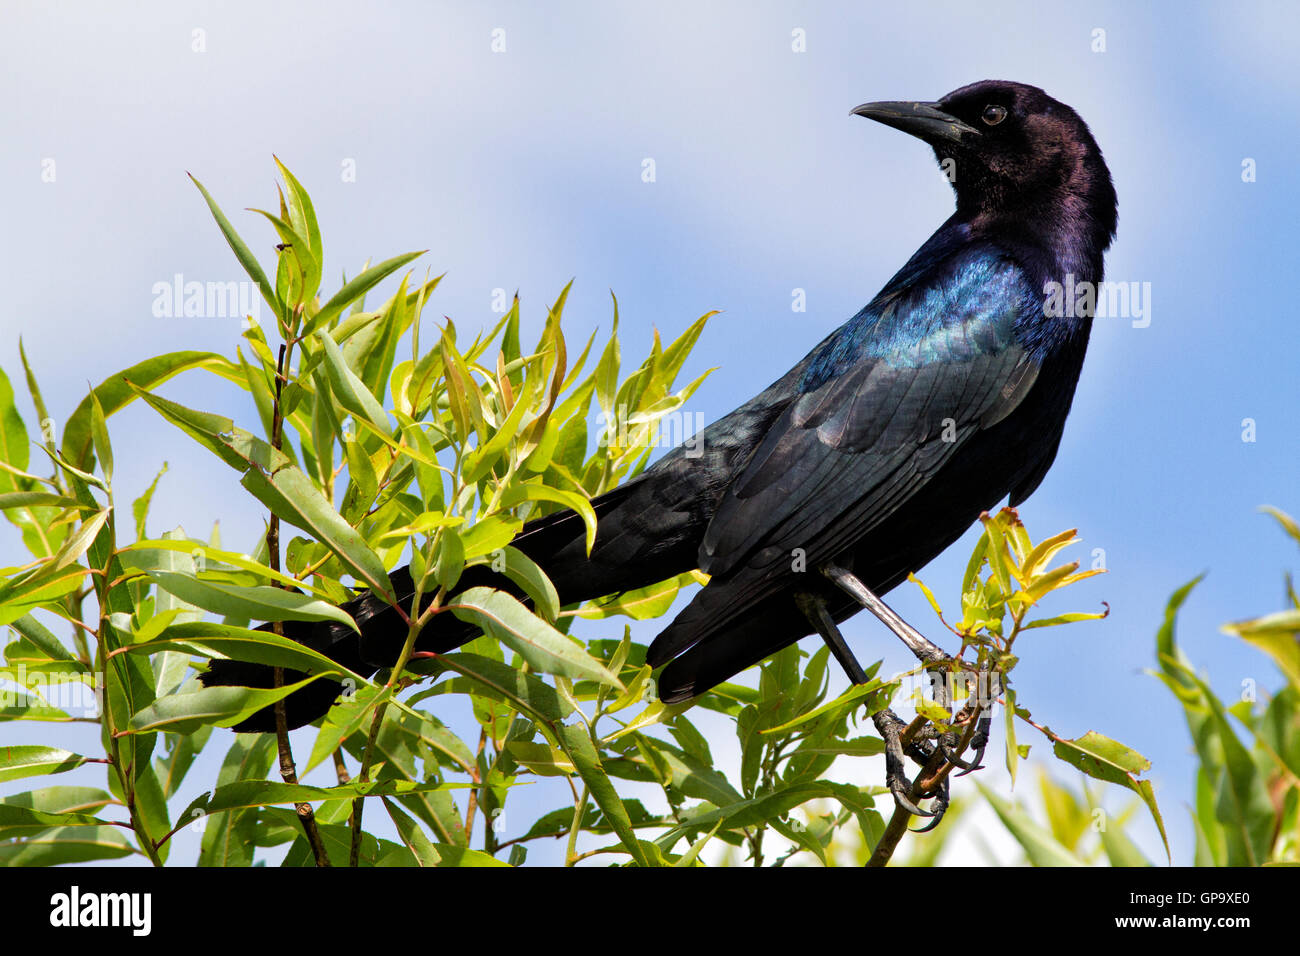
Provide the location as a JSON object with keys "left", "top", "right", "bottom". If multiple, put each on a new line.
{"left": 265, "top": 339, "right": 330, "bottom": 867}
{"left": 565, "top": 785, "right": 590, "bottom": 865}
{"left": 867, "top": 701, "right": 985, "bottom": 868}
{"left": 350, "top": 586, "right": 443, "bottom": 865}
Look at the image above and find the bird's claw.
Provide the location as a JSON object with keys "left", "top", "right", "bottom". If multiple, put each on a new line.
{"left": 939, "top": 735, "right": 981, "bottom": 772}
{"left": 953, "top": 714, "right": 992, "bottom": 777}
{"left": 911, "top": 777, "right": 949, "bottom": 833}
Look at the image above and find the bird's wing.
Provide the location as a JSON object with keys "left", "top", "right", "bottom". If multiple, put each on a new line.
{"left": 699, "top": 249, "right": 1041, "bottom": 581}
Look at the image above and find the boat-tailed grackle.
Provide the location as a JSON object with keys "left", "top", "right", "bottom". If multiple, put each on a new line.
{"left": 203, "top": 80, "right": 1117, "bottom": 817}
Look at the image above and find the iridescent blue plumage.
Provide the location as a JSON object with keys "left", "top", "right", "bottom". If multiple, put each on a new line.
{"left": 800, "top": 241, "right": 1042, "bottom": 393}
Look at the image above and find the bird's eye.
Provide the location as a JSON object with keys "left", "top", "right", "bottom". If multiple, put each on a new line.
{"left": 981, "top": 104, "right": 1008, "bottom": 126}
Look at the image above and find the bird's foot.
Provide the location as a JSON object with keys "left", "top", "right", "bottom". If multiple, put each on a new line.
{"left": 873, "top": 707, "right": 959, "bottom": 823}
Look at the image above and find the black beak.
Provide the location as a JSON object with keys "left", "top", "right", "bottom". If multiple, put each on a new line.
{"left": 851, "top": 100, "right": 980, "bottom": 144}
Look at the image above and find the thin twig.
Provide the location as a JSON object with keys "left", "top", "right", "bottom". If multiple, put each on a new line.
{"left": 266, "top": 338, "right": 330, "bottom": 867}
{"left": 350, "top": 586, "right": 444, "bottom": 865}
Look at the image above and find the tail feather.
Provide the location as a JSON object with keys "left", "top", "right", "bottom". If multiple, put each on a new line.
{"left": 199, "top": 478, "right": 693, "bottom": 731}
{"left": 653, "top": 588, "right": 815, "bottom": 703}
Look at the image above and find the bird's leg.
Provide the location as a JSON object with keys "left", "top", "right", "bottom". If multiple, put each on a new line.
{"left": 794, "top": 591, "right": 934, "bottom": 818}
{"left": 793, "top": 591, "right": 870, "bottom": 684}
{"left": 819, "top": 562, "right": 982, "bottom": 774}
{"left": 820, "top": 562, "right": 947, "bottom": 664}
{"left": 873, "top": 709, "right": 934, "bottom": 818}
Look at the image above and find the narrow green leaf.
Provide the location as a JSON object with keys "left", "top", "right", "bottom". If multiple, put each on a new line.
{"left": 131, "top": 462, "right": 168, "bottom": 541}
{"left": 317, "top": 331, "right": 391, "bottom": 435}
{"left": 0, "top": 826, "right": 135, "bottom": 865}
{"left": 304, "top": 251, "right": 425, "bottom": 338}
{"left": 126, "top": 676, "right": 326, "bottom": 734}
{"left": 0, "top": 367, "right": 31, "bottom": 497}
{"left": 188, "top": 174, "right": 284, "bottom": 327}
{"left": 144, "top": 571, "right": 358, "bottom": 631}
{"left": 0, "top": 746, "right": 88, "bottom": 783}
{"left": 449, "top": 588, "right": 621, "bottom": 689}
{"left": 560, "top": 723, "right": 650, "bottom": 866}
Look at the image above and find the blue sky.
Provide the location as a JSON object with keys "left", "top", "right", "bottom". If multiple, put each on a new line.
{"left": 2, "top": 1, "right": 1297, "bottom": 864}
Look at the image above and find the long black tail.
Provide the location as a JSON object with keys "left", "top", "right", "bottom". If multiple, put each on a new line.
{"left": 200, "top": 478, "right": 698, "bottom": 731}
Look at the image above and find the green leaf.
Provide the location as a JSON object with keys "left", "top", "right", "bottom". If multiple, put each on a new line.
{"left": 979, "top": 512, "right": 1014, "bottom": 596}
{"left": 0, "top": 491, "right": 88, "bottom": 512}
{"left": 0, "top": 562, "right": 86, "bottom": 625}
{"left": 1005, "top": 687, "right": 1021, "bottom": 785}
{"left": 593, "top": 298, "right": 621, "bottom": 426}
{"left": 503, "top": 741, "right": 576, "bottom": 776}
{"left": 461, "top": 365, "right": 537, "bottom": 482}
{"left": 1260, "top": 506, "right": 1300, "bottom": 547}
{"left": 317, "top": 330, "right": 391, "bottom": 435}
{"left": 129, "top": 386, "right": 275, "bottom": 473}
{"left": 304, "top": 251, "right": 425, "bottom": 338}
{"left": 573, "top": 572, "right": 703, "bottom": 622}
{"left": 144, "top": 571, "right": 358, "bottom": 631}
{"left": 273, "top": 157, "right": 322, "bottom": 267}
{"left": 661, "top": 781, "right": 840, "bottom": 844}
{"left": 498, "top": 481, "right": 597, "bottom": 555}
{"left": 239, "top": 464, "right": 396, "bottom": 602}
{"left": 250, "top": 206, "right": 317, "bottom": 319}
{"left": 125, "top": 676, "right": 326, "bottom": 734}
{"left": 449, "top": 588, "right": 622, "bottom": 689}
{"left": 124, "top": 538, "right": 324, "bottom": 594}
{"left": 1022, "top": 607, "right": 1110, "bottom": 630}
{"left": 458, "top": 516, "right": 521, "bottom": 562}
{"left": 88, "top": 389, "right": 113, "bottom": 484}
{"left": 127, "top": 620, "right": 366, "bottom": 683}
{"left": 60, "top": 351, "right": 233, "bottom": 470}
{"left": 0, "top": 826, "right": 136, "bottom": 865}
{"left": 131, "top": 462, "right": 168, "bottom": 540}
{"left": 490, "top": 546, "right": 560, "bottom": 622}
{"left": 908, "top": 572, "right": 945, "bottom": 620}
{"left": 977, "top": 783, "right": 1084, "bottom": 866}
{"left": 0, "top": 803, "right": 110, "bottom": 831}
{"left": 130, "top": 387, "right": 396, "bottom": 602}
{"left": 414, "top": 652, "right": 576, "bottom": 727}
{"left": 1040, "top": 729, "right": 1171, "bottom": 863}
{"left": 385, "top": 800, "right": 507, "bottom": 867}
{"left": 1021, "top": 527, "right": 1079, "bottom": 579}
{"left": 199, "top": 734, "right": 277, "bottom": 866}
{"left": 1088, "top": 786, "right": 1153, "bottom": 868}
{"left": 761, "top": 676, "right": 888, "bottom": 736}
{"left": 1223, "top": 609, "right": 1300, "bottom": 690}
{"left": 0, "top": 746, "right": 89, "bottom": 782}
{"left": 560, "top": 723, "right": 651, "bottom": 866}
{"left": 1180, "top": 670, "right": 1273, "bottom": 866}
{"left": 304, "top": 683, "right": 390, "bottom": 774}
{"left": 179, "top": 777, "right": 458, "bottom": 821}
{"left": 189, "top": 173, "right": 284, "bottom": 327}
{"left": 9, "top": 613, "right": 75, "bottom": 661}
{"left": 1049, "top": 730, "right": 1148, "bottom": 779}
{"left": 0, "top": 365, "right": 32, "bottom": 498}
{"left": 0, "top": 786, "right": 114, "bottom": 835}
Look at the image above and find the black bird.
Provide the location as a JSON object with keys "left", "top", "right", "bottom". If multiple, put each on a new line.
{"left": 205, "top": 81, "right": 1116, "bottom": 808}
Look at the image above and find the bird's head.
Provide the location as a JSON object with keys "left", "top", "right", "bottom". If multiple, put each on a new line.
{"left": 853, "top": 80, "right": 1117, "bottom": 258}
